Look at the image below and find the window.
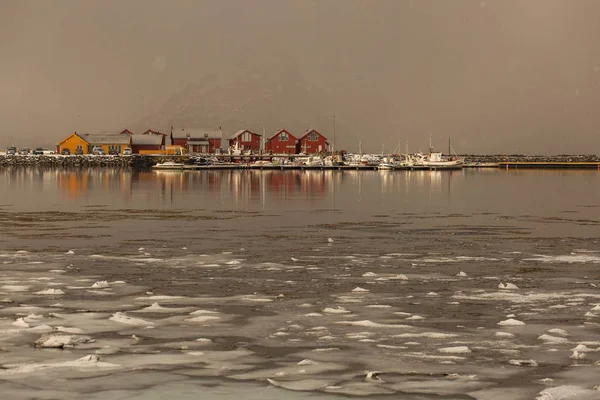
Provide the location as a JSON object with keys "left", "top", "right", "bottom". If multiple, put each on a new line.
{"left": 308, "top": 131, "right": 318, "bottom": 141}
{"left": 242, "top": 131, "right": 251, "bottom": 142}
{"left": 279, "top": 132, "right": 288, "bottom": 141}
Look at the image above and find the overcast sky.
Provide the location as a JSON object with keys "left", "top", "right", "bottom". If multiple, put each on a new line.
{"left": 2, "top": 0, "right": 600, "bottom": 153}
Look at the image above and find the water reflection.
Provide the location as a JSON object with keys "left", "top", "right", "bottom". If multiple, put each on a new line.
{"left": 1, "top": 167, "right": 466, "bottom": 212}
{"left": 57, "top": 169, "right": 132, "bottom": 200}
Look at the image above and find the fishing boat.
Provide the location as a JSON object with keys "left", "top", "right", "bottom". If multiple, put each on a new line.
{"left": 427, "top": 152, "right": 464, "bottom": 170}
{"left": 427, "top": 138, "right": 464, "bottom": 170}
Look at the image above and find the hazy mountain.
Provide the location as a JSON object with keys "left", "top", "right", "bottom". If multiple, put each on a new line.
{"left": 132, "top": 60, "right": 404, "bottom": 152}
{"left": 135, "top": 63, "right": 324, "bottom": 135}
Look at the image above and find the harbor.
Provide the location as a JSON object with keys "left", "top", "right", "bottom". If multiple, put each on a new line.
{"left": 2, "top": 153, "right": 600, "bottom": 170}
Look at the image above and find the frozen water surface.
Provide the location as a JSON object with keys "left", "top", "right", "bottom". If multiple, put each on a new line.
{"left": 2, "top": 168, "right": 600, "bottom": 399}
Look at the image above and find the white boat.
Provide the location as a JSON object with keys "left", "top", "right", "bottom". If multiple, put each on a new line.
{"left": 427, "top": 152, "right": 464, "bottom": 170}
{"left": 378, "top": 156, "right": 397, "bottom": 170}
{"left": 295, "top": 156, "right": 324, "bottom": 167}
{"left": 152, "top": 161, "right": 186, "bottom": 170}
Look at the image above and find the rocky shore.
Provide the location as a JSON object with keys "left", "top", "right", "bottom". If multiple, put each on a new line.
{"left": 0, "top": 155, "right": 168, "bottom": 169}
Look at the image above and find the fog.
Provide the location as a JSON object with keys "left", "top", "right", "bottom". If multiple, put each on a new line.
{"left": 2, "top": 0, "right": 600, "bottom": 154}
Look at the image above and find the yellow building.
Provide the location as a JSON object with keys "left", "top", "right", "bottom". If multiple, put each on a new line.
{"left": 57, "top": 133, "right": 89, "bottom": 155}
{"left": 57, "top": 133, "right": 131, "bottom": 154}
{"left": 82, "top": 134, "right": 131, "bottom": 154}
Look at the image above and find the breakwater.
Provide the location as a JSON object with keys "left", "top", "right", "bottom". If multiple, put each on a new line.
{"left": 1, "top": 154, "right": 599, "bottom": 169}
{"left": 462, "top": 154, "right": 600, "bottom": 163}
{"left": 0, "top": 155, "right": 168, "bottom": 169}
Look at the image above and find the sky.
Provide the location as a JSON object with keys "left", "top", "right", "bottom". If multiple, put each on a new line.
{"left": 2, "top": 0, "right": 600, "bottom": 154}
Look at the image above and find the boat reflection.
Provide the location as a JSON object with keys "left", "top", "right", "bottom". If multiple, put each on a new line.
{"left": 17, "top": 167, "right": 466, "bottom": 209}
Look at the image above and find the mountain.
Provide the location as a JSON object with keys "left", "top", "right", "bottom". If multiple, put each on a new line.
{"left": 133, "top": 63, "right": 346, "bottom": 143}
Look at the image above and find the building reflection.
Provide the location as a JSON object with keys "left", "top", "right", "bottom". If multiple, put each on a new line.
{"left": 130, "top": 170, "right": 332, "bottom": 208}
{"left": 2, "top": 166, "right": 470, "bottom": 210}
{"left": 57, "top": 168, "right": 132, "bottom": 200}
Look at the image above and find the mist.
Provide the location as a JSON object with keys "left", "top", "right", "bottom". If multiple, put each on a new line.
{"left": 2, "top": 0, "right": 600, "bottom": 154}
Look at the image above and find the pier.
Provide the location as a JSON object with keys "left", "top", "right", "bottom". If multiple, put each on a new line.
{"left": 497, "top": 162, "right": 600, "bottom": 170}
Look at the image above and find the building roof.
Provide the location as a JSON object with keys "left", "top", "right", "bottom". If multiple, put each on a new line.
{"left": 172, "top": 127, "right": 223, "bottom": 140}
{"left": 266, "top": 129, "right": 295, "bottom": 141}
{"left": 120, "top": 129, "right": 134, "bottom": 135}
{"left": 298, "top": 129, "right": 327, "bottom": 141}
{"left": 81, "top": 134, "right": 131, "bottom": 145}
{"left": 229, "top": 129, "right": 261, "bottom": 140}
{"left": 57, "top": 132, "right": 89, "bottom": 146}
{"left": 131, "top": 134, "right": 163, "bottom": 146}
{"left": 143, "top": 129, "right": 167, "bottom": 136}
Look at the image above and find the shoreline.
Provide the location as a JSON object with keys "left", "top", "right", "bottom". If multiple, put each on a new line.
{"left": 1, "top": 154, "right": 599, "bottom": 170}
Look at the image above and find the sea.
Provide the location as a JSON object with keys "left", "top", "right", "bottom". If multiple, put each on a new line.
{"left": 1, "top": 167, "right": 600, "bottom": 400}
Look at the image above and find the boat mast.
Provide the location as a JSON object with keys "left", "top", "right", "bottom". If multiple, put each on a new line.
{"left": 261, "top": 123, "right": 266, "bottom": 154}
{"left": 333, "top": 115, "right": 336, "bottom": 154}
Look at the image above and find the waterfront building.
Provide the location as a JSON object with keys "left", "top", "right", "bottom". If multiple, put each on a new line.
{"left": 131, "top": 134, "right": 164, "bottom": 154}
{"left": 57, "top": 132, "right": 131, "bottom": 155}
{"left": 265, "top": 129, "right": 297, "bottom": 154}
{"left": 297, "top": 129, "right": 329, "bottom": 154}
{"left": 228, "top": 129, "right": 262, "bottom": 152}
{"left": 171, "top": 128, "right": 222, "bottom": 154}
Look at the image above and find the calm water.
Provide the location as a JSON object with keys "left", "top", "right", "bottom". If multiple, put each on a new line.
{"left": 1, "top": 167, "right": 600, "bottom": 399}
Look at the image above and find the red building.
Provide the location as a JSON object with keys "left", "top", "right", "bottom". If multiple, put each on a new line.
{"left": 265, "top": 129, "right": 297, "bottom": 154}
{"left": 131, "top": 134, "right": 164, "bottom": 154}
{"left": 297, "top": 129, "right": 329, "bottom": 154}
{"left": 171, "top": 128, "right": 222, "bottom": 154}
{"left": 228, "top": 129, "right": 262, "bottom": 152}
{"left": 119, "top": 129, "right": 134, "bottom": 135}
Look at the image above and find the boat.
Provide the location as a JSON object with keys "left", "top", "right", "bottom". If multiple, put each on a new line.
{"left": 378, "top": 156, "right": 397, "bottom": 170}
{"left": 427, "top": 152, "right": 464, "bottom": 170}
{"left": 152, "top": 161, "right": 187, "bottom": 170}
{"left": 406, "top": 153, "right": 429, "bottom": 170}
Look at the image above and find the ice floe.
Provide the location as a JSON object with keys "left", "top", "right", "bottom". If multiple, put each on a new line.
{"left": 498, "top": 283, "right": 519, "bottom": 290}
{"left": 185, "top": 315, "right": 221, "bottom": 323}
{"left": 525, "top": 254, "right": 600, "bottom": 264}
{"left": 109, "top": 312, "right": 153, "bottom": 326}
{"left": 509, "top": 359, "right": 538, "bottom": 367}
{"left": 537, "top": 385, "right": 600, "bottom": 400}
{"left": 323, "top": 307, "right": 351, "bottom": 314}
{"left": 438, "top": 346, "right": 471, "bottom": 354}
{"left": 393, "top": 332, "right": 458, "bottom": 339}
{"left": 336, "top": 320, "right": 412, "bottom": 328}
{"left": 34, "top": 334, "right": 94, "bottom": 348}
{"left": 548, "top": 328, "right": 569, "bottom": 337}
{"left": 498, "top": 318, "right": 526, "bottom": 326}
{"left": 35, "top": 288, "right": 64, "bottom": 295}
{"left": 538, "top": 334, "right": 569, "bottom": 344}
{"left": 495, "top": 332, "right": 515, "bottom": 338}
{"left": 12, "top": 317, "right": 30, "bottom": 328}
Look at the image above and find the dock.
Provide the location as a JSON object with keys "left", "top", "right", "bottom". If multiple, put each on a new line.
{"left": 497, "top": 162, "right": 600, "bottom": 170}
